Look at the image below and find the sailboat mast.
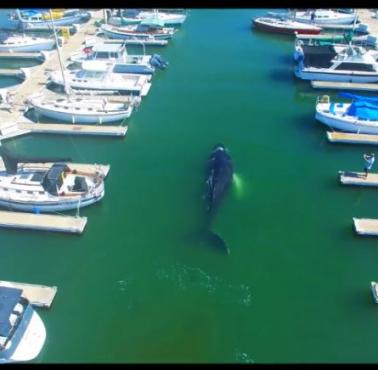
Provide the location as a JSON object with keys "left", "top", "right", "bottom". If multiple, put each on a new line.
{"left": 48, "top": 9, "right": 69, "bottom": 95}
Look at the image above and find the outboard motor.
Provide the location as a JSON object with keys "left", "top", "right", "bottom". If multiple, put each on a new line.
{"left": 149, "top": 54, "right": 169, "bottom": 70}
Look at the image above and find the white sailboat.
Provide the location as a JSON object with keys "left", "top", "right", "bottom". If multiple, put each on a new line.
{"left": 29, "top": 10, "right": 139, "bottom": 124}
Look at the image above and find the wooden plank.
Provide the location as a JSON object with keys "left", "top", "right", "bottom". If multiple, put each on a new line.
{"left": 353, "top": 217, "right": 378, "bottom": 236}
{"left": 339, "top": 170, "right": 378, "bottom": 186}
{"left": 0, "top": 210, "right": 87, "bottom": 234}
{"left": 312, "top": 80, "right": 378, "bottom": 91}
{"left": 18, "top": 122, "right": 127, "bottom": 137}
{"left": 327, "top": 131, "right": 378, "bottom": 145}
{"left": 0, "top": 280, "right": 57, "bottom": 308}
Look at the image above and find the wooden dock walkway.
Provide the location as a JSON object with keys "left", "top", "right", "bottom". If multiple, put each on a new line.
{"left": 353, "top": 217, "right": 378, "bottom": 236}
{"left": 327, "top": 131, "right": 378, "bottom": 145}
{"left": 311, "top": 80, "right": 378, "bottom": 91}
{"left": 0, "top": 210, "right": 87, "bottom": 234}
{"left": 0, "top": 280, "right": 57, "bottom": 308}
{"left": 18, "top": 122, "right": 127, "bottom": 137}
{"left": 339, "top": 170, "right": 378, "bottom": 186}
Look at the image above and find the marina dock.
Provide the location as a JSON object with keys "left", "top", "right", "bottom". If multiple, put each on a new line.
{"left": 327, "top": 131, "right": 378, "bottom": 145}
{"left": 339, "top": 170, "right": 378, "bottom": 186}
{"left": 0, "top": 10, "right": 107, "bottom": 139}
{"left": 353, "top": 217, "right": 378, "bottom": 236}
{"left": 18, "top": 122, "right": 128, "bottom": 137}
{"left": 0, "top": 280, "right": 57, "bottom": 308}
{"left": 311, "top": 81, "right": 378, "bottom": 92}
{"left": 0, "top": 210, "right": 87, "bottom": 234}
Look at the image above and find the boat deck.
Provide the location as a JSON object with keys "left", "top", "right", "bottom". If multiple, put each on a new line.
{"left": 327, "top": 131, "right": 378, "bottom": 145}
{"left": 353, "top": 217, "right": 378, "bottom": 236}
{"left": 0, "top": 280, "right": 57, "bottom": 308}
{"left": 0, "top": 210, "right": 87, "bottom": 234}
{"left": 339, "top": 170, "right": 378, "bottom": 186}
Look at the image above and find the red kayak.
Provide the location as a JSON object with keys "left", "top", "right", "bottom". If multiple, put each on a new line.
{"left": 253, "top": 17, "right": 322, "bottom": 35}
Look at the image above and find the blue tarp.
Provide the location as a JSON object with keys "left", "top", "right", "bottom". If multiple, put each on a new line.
{"left": 339, "top": 92, "right": 378, "bottom": 104}
{"left": 347, "top": 101, "right": 378, "bottom": 120}
{"left": 0, "top": 287, "right": 22, "bottom": 337}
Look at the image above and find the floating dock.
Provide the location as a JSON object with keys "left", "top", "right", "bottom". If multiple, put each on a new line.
{"left": 353, "top": 217, "right": 378, "bottom": 236}
{"left": 18, "top": 122, "right": 128, "bottom": 137}
{"left": 327, "top": 131, "right": 378, "bottom": 145}
{"left": 339, "top": 170, "right": 378, "bottom": 186}
{"left": 0, "top": 210, "right": 87, "bottom": 234}
{"left": 311, "top": 81, "right": 378, "bottom": 91}
{"left": 0, "top": 280, "right": 57, "bottom": 308}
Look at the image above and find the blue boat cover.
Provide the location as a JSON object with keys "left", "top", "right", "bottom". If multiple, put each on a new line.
{"left": 339, "top": 92, "right": 378, "bottom": 104}
{"left": 347, "top": 100, "right": 378, "bottom": 120}
{"left": 0, "top": 287, "right": 22, "bottom": 337}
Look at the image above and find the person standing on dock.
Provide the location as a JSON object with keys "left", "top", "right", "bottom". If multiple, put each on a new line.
{"left": 363, "top": 153, "right": 375, "bottom": 178}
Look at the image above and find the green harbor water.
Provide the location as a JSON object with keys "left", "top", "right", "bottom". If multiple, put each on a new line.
{"left": 1, "top": 9, "right": 378, "bottom": 363}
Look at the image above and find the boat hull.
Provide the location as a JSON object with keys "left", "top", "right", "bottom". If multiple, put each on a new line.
{"left": 33, "top": 104, "right": 132, "bottom": 124}
{"left": 0, "top": 305, "right": 46, "bottom": 363}
{"left": 101, "top": 26, "right": 174, "bottom": 40}
{"left": 316, "top": 106, "right": 378, "bottom": 134}
{"left": 0, "top": 189, "right": 104, "bottom": 213}
{"left": 253, "top": 19, "right": 321, "bottom": 35}
{"left": 19, "top": 14, "right": 86, "bottom": 31}
{"left": 295, "top": 66, "right": 378, "bottom": 83}
{"left": 0, "top": 40, "right": 55, "bottom": 52}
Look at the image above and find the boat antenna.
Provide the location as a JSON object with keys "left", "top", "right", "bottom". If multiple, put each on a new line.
{"left": 48, "top": 9, "right": 70, "bottom": 96}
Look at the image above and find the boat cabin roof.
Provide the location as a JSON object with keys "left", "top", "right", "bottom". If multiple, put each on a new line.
{"left": 0, "top": 287, "right": 23, "bottom": 337}
{"left": 92, "top": 43, "right": 124, "bottom": 53}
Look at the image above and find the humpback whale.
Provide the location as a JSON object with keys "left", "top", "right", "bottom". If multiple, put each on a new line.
{"left": 204, "top": 144, "right": 233, "bottom": 254}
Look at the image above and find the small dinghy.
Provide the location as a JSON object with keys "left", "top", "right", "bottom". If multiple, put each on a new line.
{"left": 252, "top": 16, "right": 322, "bottom": 35}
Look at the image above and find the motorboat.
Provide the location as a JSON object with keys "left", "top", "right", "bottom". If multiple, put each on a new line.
{"left": 371, "top": 281, "right": 378, "bottom": 304}
{"left": 15, "top": 9, "right": 91, "bottom": 31}
{"left": 100, "top": 20, "right": 176, "bottom": 40}
{"left": 294, "top": 9, "right": 358, "bottom": 25}
{"left": 294, "top": 44, "right": 378, "bottom": 82}
{"left": 0, "top": 33, "right": 55, "bottom": 52}
{"left": 0, "top": 286, "right": 46, "bottom": 363}
{"left": 48, "top": 68, "right": 152, "bottom": 96}
{"left": 0, "top": 146, "right": 105, "bottom": 213}
{"left": 252, "top": 16, "right": 322, "bottom": 35}
{"left": 69, "top": 43, "right": 168, "bottom": 74}
{"left": 110, "top": 9, "right": 187, "bottom": 26}
{"left": 315, "top": 93, "right": 378, "bottom": 134}
{"left": 26, "top": 93, "right": 139, "bottom": 124}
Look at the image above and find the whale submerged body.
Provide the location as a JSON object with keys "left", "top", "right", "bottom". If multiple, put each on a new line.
{"left": 204, "top": 144, "right": 233, "bottom": 253}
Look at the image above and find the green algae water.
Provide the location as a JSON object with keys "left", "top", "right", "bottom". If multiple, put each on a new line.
{"left": 1, "top": 9, "right": 378, "bottom": 363}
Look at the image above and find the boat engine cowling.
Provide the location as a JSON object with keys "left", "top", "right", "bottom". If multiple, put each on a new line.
{"left": 149, "top": 54, "right": 168, "bottom": 70}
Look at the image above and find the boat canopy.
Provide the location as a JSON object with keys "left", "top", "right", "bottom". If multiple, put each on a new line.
{"left": 0, "top": 287, "right": 23, "bottom": 337}
{"left": 347, "top": 101, "right": 378, "bottom": 120}
{"left": 42, "top": 163, "right": 69, "bottom": 195}
{"left": 140, "top": 18, "right": 165, "bottom": 28}
{"left": 301, "top": 45, "right": 337, "bottom": 68}
{"left": 339, "top": 92, "right": 378, "bottom": 104}
{"left": 0, "top": 146, "right": 71, "bottom": 175}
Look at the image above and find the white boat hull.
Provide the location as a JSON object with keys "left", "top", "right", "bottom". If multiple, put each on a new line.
{"left": 295, "top": 12, "right": 357, "bottom": 25}
{"left": 295, "top": 66, "right": 378, "bottom": 83}
{"left": 316, "top": 103, "right": 378, "bottom": 134}
{"left": 33, "top": 104, "right": 132, "bottom": 124}
{"left": 0, "top": 40, "right": 54, "bottom": 52}
{"left": 0, "top": 189, "right": 104, "bottom": 213}
{"left": 0, "top": 306, "right": 46, "bottom": 363}
{"left": 101, "top": 25, "right": 174, "bottom": 40}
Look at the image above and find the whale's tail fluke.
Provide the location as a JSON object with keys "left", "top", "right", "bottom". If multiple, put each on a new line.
{"left": 206, "top": 229, "right": 230, "bottom": 255}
